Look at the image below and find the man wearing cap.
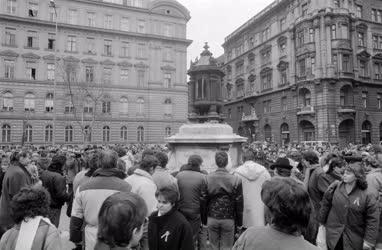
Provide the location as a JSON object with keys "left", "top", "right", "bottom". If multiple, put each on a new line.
{"left": 270, "top": 157, "right": 294, "bottom": 178}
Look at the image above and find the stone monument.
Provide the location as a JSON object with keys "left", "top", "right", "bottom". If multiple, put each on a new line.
{"left": 166, "top": 43, "right": 247, "bottom": 173}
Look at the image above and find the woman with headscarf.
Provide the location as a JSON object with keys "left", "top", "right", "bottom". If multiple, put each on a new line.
{"left": 319, "top": 163, "right": 379, "bottom": 250}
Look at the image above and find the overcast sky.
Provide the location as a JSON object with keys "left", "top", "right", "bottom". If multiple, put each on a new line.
{"left": 177, "top": 0, "right": 275, "bottom": 64}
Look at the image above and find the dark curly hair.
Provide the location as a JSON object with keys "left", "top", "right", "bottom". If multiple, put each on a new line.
{"left": 261, "top": 177, "right": 311, "bottom": 234}
{"left": 215, "top": 151, "right": 228, "bottom": 168}
{"left": 154, "top": 151, "right": 168, "bottom": 168}
{"left": 11, "top": 186, "right": 51, "bottom": 224}
{"left": 345, "top": 163, "right": 368, "bottom": 190}
{"left": 327, "top": 157, "right": 345, "bottom": 173}
{"left": 97, "top": 192, "right": 147, "bottom": 248}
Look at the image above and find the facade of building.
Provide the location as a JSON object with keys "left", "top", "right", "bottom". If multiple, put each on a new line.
{"left": 0, "top": 0, "right": 191, "bottom": 145}
{"left": 222, "top": 0, "right": 382, "bottom": 145}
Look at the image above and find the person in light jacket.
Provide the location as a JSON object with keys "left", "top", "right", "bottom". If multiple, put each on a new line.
{"left": 319, "top": 162, "right": 379, "bottom": 250}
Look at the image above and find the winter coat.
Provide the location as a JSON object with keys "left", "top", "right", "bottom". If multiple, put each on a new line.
{"left": 234, "top": 161, "right": 270, "bottom": 228}
{"left": 152, "top": 167, "right": 178, "bottom": 192}
{"left": 70, "top": 168, "right": 131, "bottom": 250}
{"left": 0, "top": 219, "right": 62, "bottom": 250}
{"left": 232, "top": 226, "right": 319, "bottom": 250}
{"left": 125, "top": 168, "right": 158, "bottom": 215}
{"left": 40, "top": 169, "right": 70, "bottom": 209}
{"left": 319, "top": 181, "right": 379, "bottom": 250}
{"left": 367, "top": 168, "right": 382, "bottom": 245}
{"left": 206, "top": 168, "right": 243, "bottom": 226}
{"left": 148, "top": 208, "right": 194, "bottom": 250}
{"left": 0, "top": 163, "right": 32, "bottom": 232}
{"left": 176, "top": 166, "right": 207, "bottom": 234}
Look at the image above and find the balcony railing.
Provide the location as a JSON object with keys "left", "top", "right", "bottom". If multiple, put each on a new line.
{"left": 297, "top": 106, "right": 315, "bottom": 115}
{"left": 338, "top": 105, "right": 356, "bottom": 113}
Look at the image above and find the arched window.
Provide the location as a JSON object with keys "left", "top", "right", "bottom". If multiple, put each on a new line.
{"left": 137, "top": 126, "right": 144, "bottom": 142}
{"left": 165, "top": 127, "right": 171, "bottom": 137}
{"left": 137, "top": 98, "right": 144, "bottom": 114}
{"left": 84, "top": 125, "right": 92, "bottom": 142}
{"left": 120, "top": 126, "right": 128, "bottom": 141}
{"left": 120, "top": 97, "right": 129, "bottom": 114}
{"left": 164, "top": 98, "right": 172, "bottom": 115}
{"left": 103, "top": 126, "right": 110, "bottom": 142}
{"left": 24, "top": 93, "right": 35, "bottom": 111}
{"left": 45, "top": 93, "right": 54, "bottom": 112}
{"left": 2, "top": 92, "right": 14, "bottom": 111}
{"left": 65, "top": 125, "right": 73, "bottom": 142}
{"left": 2, "top": 124, "right": 11, "bottom": 142}
{"left": 25, "top": 124, "right": 32, "bottom": 143}
{"left": 45, "top": 125, "right": 53, "bottom": 142}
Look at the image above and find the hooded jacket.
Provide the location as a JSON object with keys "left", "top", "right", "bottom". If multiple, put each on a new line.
{"left": 234, "top": 161, "right": 271, "bottom": 228}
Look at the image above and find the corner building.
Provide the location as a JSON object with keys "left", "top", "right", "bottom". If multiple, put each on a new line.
{"left": 0, "top": 0, "right": 191, "bottom": 145}
{"left": 222, "top": 0, "right": 382, "bottom": 145}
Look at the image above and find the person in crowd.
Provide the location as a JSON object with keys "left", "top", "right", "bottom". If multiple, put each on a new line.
{"left": 70, "top": 149, "right": 132, "bottom": 250}
{"left": 0, "top": 186, "right": 62, "bottom": 250}
{"left": 234, "top": 150, "right": 270, "bottom": 228}
{"left": 152, "top": 151, "right": 178, "bottom": 191}
{"left": 176, "top": 155, "right": 208, "bottom": 245}
{"left": 0, "top": 151, "right": 32, "bottom": 237}
{"left": 206, "top": 151, "right": 243, "bottom": 250}
{"left": 72, "top": 150, "right": 101, "bottom": 195}
{"left": 36, "top": 150, "right": 50, "bottom": 177}
{"left": 270, "top": 157, "right": 294, "bottom": 178}
{"left": 319, "top": 162, "right": 379, "bottom": 250}
{"left": 117, "top": 159, "right": 127, "bottom": 178}
{"left": 301, "top": 150, "right": 320, "bottom": 187}
{"left": 232, "top": 177, "right": 319, "bottom": 250}
{"left": 95, "top": 192, "right": 148, "bottom": 250}
{"left": 127, "top": 148, "right": 155, "bottom": 176}
{"left": 148, "top": 187, "right": 194, "bottom": 250}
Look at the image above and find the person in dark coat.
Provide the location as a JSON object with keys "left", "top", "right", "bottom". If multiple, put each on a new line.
{"left": 148, "top": 187, "right": 194, "bottom": 250}
{"left": 0, "top": 151, "right": 32, "bottom": 237}
{"left": 319, "top": 162, "right": 379, "bottom": 250}
{"left": 40, "top": 154, "right": 70, "bottom": 227}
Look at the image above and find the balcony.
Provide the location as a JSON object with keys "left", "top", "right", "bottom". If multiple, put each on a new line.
{"left": 338, "top": 105, "right": 356, "bottom": 113}
{"left": 297, "top": 106, "right": 315, "bottom": 116}
{"left": 242, "top": 109, "right": 259, "bottom": 122}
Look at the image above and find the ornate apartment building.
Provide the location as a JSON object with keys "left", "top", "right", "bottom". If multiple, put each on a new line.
{"left": 222, "top": 0, "right": 382, "bottom": 145}
{"left": 0, "top": 0, "right": 191, "bottom": 145}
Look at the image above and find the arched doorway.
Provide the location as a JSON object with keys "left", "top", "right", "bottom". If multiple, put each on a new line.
{"left": 280, "top": 123, "right": 290, "bottom": 145}
{"left": 300, "top": 120, "right": 315, "bottom": 141}
{"left": 264, "top": 124, "right": 272, "bottom": 142}
{"left": 361, "top": 120, "right": 372, "bottom": 144}
{"left": 338, "top": 119, "right": 355, "bottom": 145}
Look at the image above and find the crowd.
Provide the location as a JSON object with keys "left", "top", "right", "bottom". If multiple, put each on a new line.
{"left": 0, "top": 142, "right": 381, "bottom": 250}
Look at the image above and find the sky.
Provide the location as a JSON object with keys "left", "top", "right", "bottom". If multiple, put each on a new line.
{"left": 177, "top": 0, "right": 275, "bottom": 64}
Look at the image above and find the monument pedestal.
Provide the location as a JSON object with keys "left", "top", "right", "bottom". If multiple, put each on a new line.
{"left": 166, "top": 122, "right": 247, "bottom": 173}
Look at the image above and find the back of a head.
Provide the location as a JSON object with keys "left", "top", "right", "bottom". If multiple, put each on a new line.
{"left": 100, "top": 150, "right": 118, "bottom": 169}
{"left": 98, "top": 192, "right": 148, "bottom": 248}
{"left": 140, "top": 155, "right": 159, "bottom": 173}
{"left": 215, "top": 151, "right": 228, "bottom": 168}
{"left": 187, "top": 155, "right": 203, "bottom": 169}
{"left": 242, "top": 150, "right": 255, "bottom": 162}
{"left": 303, "top": 150, "right": 319, "bottom": 165}
{"left": 261, "top": 177, "right": 311, "bottom": 234}
{"left": 154, "top": 151, "right": 168, "bottom": 168}
{"left": 141, "top": 149, "right": 155, "bottom": 160}
{"left": 115, "top": 147, "right": 127, "bottom": 158}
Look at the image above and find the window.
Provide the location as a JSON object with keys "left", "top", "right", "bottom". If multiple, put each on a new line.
{"left": 68, "top": 9, "right": 77, "bottom": 25}
{"left": 65, "top": 125, "right": 73, "bottom": 142}
{"left": 84, "top": 97, "right": 93, "bottom": 113}
{"left": 137, "top": 44, "right": 146, "bottom": 58}
{"left": 67, "top": 36, "right": 76, "bottom": 52}
{"left": 359, "top": 60, "right": 368, "bottom": 77}
{"left": 297, "top": 30, "right": 304, "bottom": 47}
{"left": 102, "top": 100, "right": 111, "bottom": 113}
{"left": 261, "top": 50, "right": 271, "bottom": 64}
{"left": 45, "top": 93, "right": 54, "bottom": 112}
{"left": 165, "top": 127, "right": 171, "bottom": 137}
{"left": 48, "top": 34, "right": 55, "bottom": 50}
{"left": 103, "top": 67, "right": 112, "bottom": 84}
{"left": 375, "top": 62, "right": 382, "bottom": 79}
{"left": 309, "top": 28, "right": 314, "bottom": 42}
{"left": 302, "top": 3, "right": 308, "bottom": 16}
{"left": 372, "top": 9, "right": 378, "bottom": 22}
{"left": 332, "top": 54, "right": 338, "bottom": 70}
{"left": 378, "top": 10, "right": 382, "bottom": 23}
{"left": 164, "top": 73, "right": 171, "bottom": 88}
{"left": 163, "top": 47, "right": 172, "bottom": 61}
{"left": 2, "top": 92, "right": 13, "bottom": 111}
{"left": 164, "top": 98, "right": 172, "bottom": 115}
{"left": 137, "top": 98, "right": 144, "bottom": 114}
{"left": 120, "top": 97, "right": 129, "bottom": 114}
{"left": 358, "top": 32, "right": 365, "bottom": 47}
{"left": 45, "top": 125, "right": 53, "bottom": 142}
{"left": 137, "top": 70, "right": 144, "bottom": 87}
{"left": 261, "top": 70, "right": 272, "bottom": 90}
{"left": 83, "top": 66, "right": 94, "bottom": 83}
{"left": 121, "top": 126, "right": 128, "bottom": 141}
{"left": 49, "top": 6, "right": 56, "bottom": 22}
{"left": 104, "top": 40, "right": 112, "bottom": 56}
{"left": 120, "top": 17, "right": 129, "bottom": 31}
{"left": 2, "top": 124, "right": 11, "bottom": 142}
{"left": 24, "top": 93, "right": 35, "bottom": 112}
{"left": 262, "top": 28, "right": 270, "bottom": 41}
{"left": 103, "top": 126, "right": 110, "bottom": 142}
{"left": 104, "top": 15, "right": 113, "bottom": 29}
{"left": 47, "top": 63, "right": 55, "bottom": 80}
{"left": 331, "top": 25, "right": 336, "bottom": 39}
{"left": 28, "top": 2, "right": 38, "bottom": 17}
{"left": 281, "top": 97, "right": 287, "bottom": 111}
{"left": 263, "top": 100, "right": 271, "bottom": 113}
{"left": 280, "top": 18, "right": 286, "bottom": 31}
{"left": 362, "top": 92, "right": 368, "bottom": 108}
{"left": 26, "top": 31, "right": 37, "bottom": 48}
{"left": 378, "top": 94, "right": 382, "bottom": 109}
{"left": 121, "top": 42, "right": 130, "bottom": 57}
{"left": 137, "top": 126, "right": 144, "bottom": 142}
{"left": 26, "top": 62, "right": 37, "bottom": 80}
{"left": 236, "top": 80, "right": 244, "bottom": 98}
{"left": 298, "top": 58, "right": 306, "bottom": 76}
{"left": 4, "top": 60, "right": 15, "bottom": 79}
{"left": 87, "top": 12, "right": 95, "bottom": 27}
{"left": 280, "top": 68, "right": 287, "bottom": 85}
{"left": 87, "top": 37, "right": 95, "bottom": 54}
{"left": 7, "top": 0, "right": 16, "bottom": 14}
{"left": 342, "top": 54, "right": 351, "bottom": 72}
{"left": 84, "top": 126, "right": 91, "bottom": 142}
{"left": 25, "top": 125, "right": 32, "bottom": 143}
{"left": 120, "top": 69, "right": 129, "bottom": 81}
{"left": 342, "top": 24, "right": 349, "bottom": 39}
{"left": 5, "top": 28, "right": 16, "bottom": 46}
{"left": 303, "top": 91, "right": 311, "bottom": 106}
{"left": 133, "top": 0, "right": 143, "bottom": 7}
{"left": 310, "top": 56, "right": 315, "bottom": 74}
{"left": 137, "top": 20, "right": 145, "bottom": 33}
{"left": 356, "top": 5, "right": 363, "bottom": 18}
{"left": 65, "top": 98, "right": 74, "bottom": 113}
{"left": 164, "top": 24, "right": 172, "bottom": 37}
{"left": 373, "top": 35, "right": 379, "bottom": 49}
{"left": 333, "top": 0, "right": 340, "bottom": 7}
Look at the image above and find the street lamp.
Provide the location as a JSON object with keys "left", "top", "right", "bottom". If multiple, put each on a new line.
{"left": 50, "top": 0, "right": 57, "bottom": 146}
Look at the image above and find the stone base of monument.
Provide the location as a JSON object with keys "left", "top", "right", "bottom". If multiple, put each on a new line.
{"left": 166, "top": 122, "right": 247, "bottom": 173}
